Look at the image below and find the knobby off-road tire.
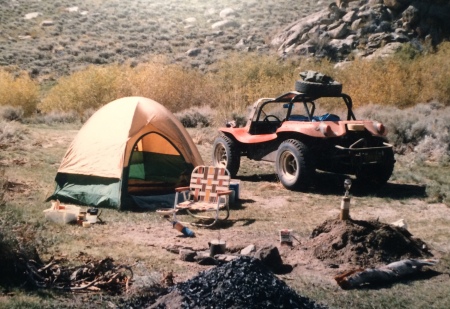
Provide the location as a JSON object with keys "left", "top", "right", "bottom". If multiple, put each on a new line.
{"left": 276, "top": 139, "right": 315, "bottom": 190}
{"left": 295, "top": 80, "right": 342, "bottom": 96}
{"left": 356, "top": 148, "right": 395, "bottom": 187}
{"left": 212, "top": 135, "right": 240, "bottom": 177}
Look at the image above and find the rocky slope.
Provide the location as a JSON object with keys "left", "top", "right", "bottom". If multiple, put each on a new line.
{"left": 271, "top": 0, "right": 450, "bottom": 61}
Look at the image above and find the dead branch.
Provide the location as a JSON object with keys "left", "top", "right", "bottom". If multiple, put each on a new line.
{"left": 24, "top": 256, "right": 133, "bottom": 294}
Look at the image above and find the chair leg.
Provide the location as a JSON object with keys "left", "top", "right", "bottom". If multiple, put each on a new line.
{"left": 187, "top": 209, "right": 218, "bottom": 227}
{"left": 173, "top": 192, "right": 179, "bottom": 222}
{"left": 188, "top": 202, "right": 230, "bottom": 227}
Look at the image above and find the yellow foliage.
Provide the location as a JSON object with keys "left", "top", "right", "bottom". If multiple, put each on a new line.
{"left": 0, "top": 70, "right": 39, "bottom": 116}
{"left": 37, "top": 43, "right": 450, "bottom": 121}
{"left": 39, "top": 65, "right": 124, "bottom": 114}
{"left": 40, "top": 58, "right": 217, "bottom": 114}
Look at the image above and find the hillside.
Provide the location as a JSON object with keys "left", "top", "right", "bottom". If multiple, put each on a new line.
{"left": 0, "top": 0, "right": 324, "bottom": 80}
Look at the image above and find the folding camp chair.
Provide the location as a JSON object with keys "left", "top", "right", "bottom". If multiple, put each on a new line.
{"left": 173, "top": 166, "right": 232, "bottom": 227}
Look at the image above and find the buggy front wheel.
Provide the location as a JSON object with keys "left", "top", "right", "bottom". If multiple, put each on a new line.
{"left": 212, "top": 135, "right": 240, "bottom": 177}
{"left": 276, "top": 139, "right": 314, "bottom": 190}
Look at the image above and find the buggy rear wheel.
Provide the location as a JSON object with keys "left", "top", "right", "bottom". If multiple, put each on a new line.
{"left": 356, "top": 148, "right": 395, "bottom": 187}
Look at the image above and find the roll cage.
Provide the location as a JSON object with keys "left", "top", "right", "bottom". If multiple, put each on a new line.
{"left": 252, "top": 91, "right": 356, "bottom": 123}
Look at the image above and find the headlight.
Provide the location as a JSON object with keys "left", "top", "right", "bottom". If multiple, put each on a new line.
{"left": 373, "top": 121, "right": 385, "bottom": 135}
{"left": 317, "top": 122, "right": 330, "bottom": 136}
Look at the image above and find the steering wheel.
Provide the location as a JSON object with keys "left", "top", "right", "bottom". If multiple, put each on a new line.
{"left": 263, "top": 115, "right": 281, "bottom": 123}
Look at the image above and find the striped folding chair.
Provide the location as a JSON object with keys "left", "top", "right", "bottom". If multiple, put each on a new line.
{"left": 173, "top": 166, "right": 232, "bottom": 227}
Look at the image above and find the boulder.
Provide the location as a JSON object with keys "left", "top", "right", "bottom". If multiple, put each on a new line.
{"left": 329, "top": 23, "right": 349, "bottom": 39}
{"left": 342, "top": 10, "right": 358, "bottom": 23}
{"left": 270, "top": 9, "right": 331, "bottom": 49}
{"left": 365, "top": 42, "right": 404, "bottom": 59}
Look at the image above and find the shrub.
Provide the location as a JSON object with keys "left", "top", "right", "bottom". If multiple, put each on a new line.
{"left": 0, "top": 119, "right": 28, "bottom": 145}
{"left": 356, "top": 103, "right": 450, "bottom": 163}
{"left": 0, "top": 105, "right": 24, "bottom": 122}
{"left": 30, "top": 111, "right": 81, "bottom": 125}
{"left": 0, "top": 216, "right": 41, "bottom": 286}
{"left": 0, "top": 70, "right": 39, "bottom": 117}
{"left": 175, "top": 106, "right": 215, "bottom": 128}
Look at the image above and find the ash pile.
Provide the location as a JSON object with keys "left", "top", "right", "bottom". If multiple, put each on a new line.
{"left": 148, "top": 256, "right": 327, "bottom": 309}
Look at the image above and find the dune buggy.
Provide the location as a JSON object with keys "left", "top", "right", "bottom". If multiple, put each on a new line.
{"left": 212, "top": 85, "right": 395, "bottom": 190}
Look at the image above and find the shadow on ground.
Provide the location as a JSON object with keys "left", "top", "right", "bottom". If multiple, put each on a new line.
{"left": 236, "top": 172, "right": 426, "bottom": 200}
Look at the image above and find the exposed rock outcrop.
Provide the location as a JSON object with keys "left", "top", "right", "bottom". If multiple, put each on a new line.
{"left": 271, "top": 0, "right": 450, "bottom": 61}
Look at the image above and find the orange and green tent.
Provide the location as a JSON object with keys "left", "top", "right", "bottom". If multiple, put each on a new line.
{"left": 48, "top": 97, "right": 203, "bottom": 210}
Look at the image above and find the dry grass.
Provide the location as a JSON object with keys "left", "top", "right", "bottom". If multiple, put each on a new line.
{"left": 39, "top": 58, "right": 218, "bottom": 115}
{"left": 335, "top": 42, "right": 450, "bottom": 108}
{"left": 31, "top": 41, "right": 450, "bottom": 125}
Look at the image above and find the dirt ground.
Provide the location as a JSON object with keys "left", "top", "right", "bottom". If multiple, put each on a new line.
{"left": 110, "top": 210, "right": 438, "bottom": 288}
{"left": 3, "top": 125, "right": 450, "bottom": 309}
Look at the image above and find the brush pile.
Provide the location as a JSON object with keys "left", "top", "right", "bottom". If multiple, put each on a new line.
{"left": 25, "top": 257, "right": 133, "bottom": 294}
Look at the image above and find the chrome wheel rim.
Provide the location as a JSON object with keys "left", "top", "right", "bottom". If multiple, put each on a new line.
{"left": 280, "top": 151, "right": 298, "bottom": 181}
{"left": 214, "top": 143, "right": 228, "bottom": 167}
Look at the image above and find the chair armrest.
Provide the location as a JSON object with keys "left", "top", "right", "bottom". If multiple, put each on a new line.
{"left": 217, "top": 190, "right": 233, "bottom": 196}
{"left": 175, "top": 186, "right": 190, "bottom": 192}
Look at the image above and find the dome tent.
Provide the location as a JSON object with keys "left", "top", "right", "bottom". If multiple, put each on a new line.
{"left": 48, "top": 97, "right": 204, "bottom": 210}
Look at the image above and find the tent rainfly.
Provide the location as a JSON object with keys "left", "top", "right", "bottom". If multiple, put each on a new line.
{"left": 47, "top": 96, "right": 204, "bottom": 210}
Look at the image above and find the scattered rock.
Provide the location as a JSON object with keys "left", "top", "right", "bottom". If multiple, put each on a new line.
{"left": 253, "top": 245, "right": 284, "bottom": 273}
{"left": 186, "top": 48, "right": 202, "bottom": 57}
{"left": 240, "top": 244, "right": 256, "bottom": 255}
{"left": 24, "top": 12, "right": 41, "bottom": 20}
{"left": 211, "top": 20, "right": 240, "bottom": 30}
{"left": 179, "top": 249, "right": 196, "bottom": 262}
{"left": 184, "top": 17, "right": 197, "bottom": 24}
{"left": 65, "top": 7, "right": 79, "bottom": 13}
{"left": 40, "top": 20, "right": 55, "bottom": 27}
{"left": 219, "top": 8, "right": 236, "bottom": 19}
